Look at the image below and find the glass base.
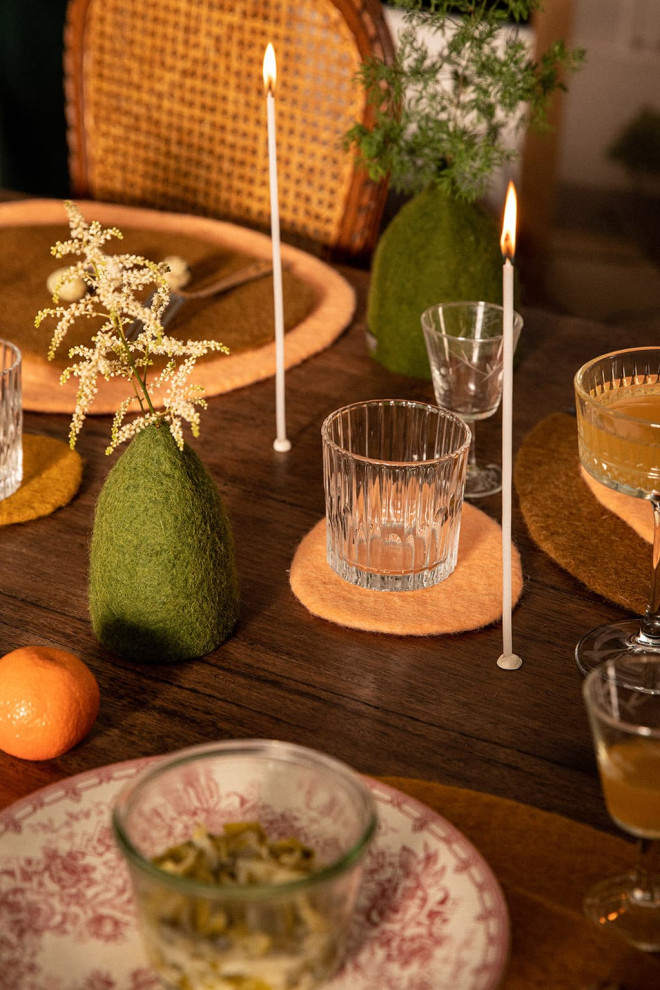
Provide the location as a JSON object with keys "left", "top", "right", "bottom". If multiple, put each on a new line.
{"left": 465, "top": 463, "right": 501, "bottom": 499}
{"left": 327, "top": 547, "right": 458, "bottom": 592}
{"left": 584, "top": 871, "right": 660, "bottom": 952}
{"left": 0, "top": 459, "right": 22, "bottom": 501}
{"left": 575, "top": 619, "right": 660, "bottom": 677}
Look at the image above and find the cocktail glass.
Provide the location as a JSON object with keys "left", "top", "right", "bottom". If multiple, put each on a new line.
{"left": 574, "top": 346, "right": 660, "bottom": 675}
{"left": 582, "top": 653, "right": 660, "bottom": 951}
{"left": 421, "top": 301, "right": 523, "bottom": 498}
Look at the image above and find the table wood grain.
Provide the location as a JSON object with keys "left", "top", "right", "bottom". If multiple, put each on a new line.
{"left": 0, "top": 270, "right": 639, "bottom": 837}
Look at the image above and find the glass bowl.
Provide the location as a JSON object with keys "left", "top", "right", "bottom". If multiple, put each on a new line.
{"left": 112, "top": 739, "right": 378, "bottom": 990}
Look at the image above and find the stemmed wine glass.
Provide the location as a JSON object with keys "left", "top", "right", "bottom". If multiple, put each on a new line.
{"left": 421, "top": 301, "right": 523, "bottom": 499}
{"left": 582, "top": 653, "right": 660, "bottom": 951}
{"left": 574, "top": 346, "right": 660, "bottom": 674}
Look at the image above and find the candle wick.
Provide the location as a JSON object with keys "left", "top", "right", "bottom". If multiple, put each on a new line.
{"left": 501, "top": 240, "right": 515, "bottom": 263}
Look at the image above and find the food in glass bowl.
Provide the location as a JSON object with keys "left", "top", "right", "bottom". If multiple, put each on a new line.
{"left": 112, "top": 740, "right": 377, "bottom": 990}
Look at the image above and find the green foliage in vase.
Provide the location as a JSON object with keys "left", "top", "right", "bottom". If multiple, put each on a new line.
{"left": 35, "top": 201, "right": 228, "bottom": 452}
{"left": 35, "top": 203, "right": 240, "bottom": 664}
{"left": 346, "top": 0, "right": 584, "bottom": 201}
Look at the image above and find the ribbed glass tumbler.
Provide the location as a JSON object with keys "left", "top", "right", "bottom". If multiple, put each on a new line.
{"left": 0, "top": 340, "right": 22, "bottom": 501}
{"left": 322, "top": 399, "right": 471, "bottom": 591}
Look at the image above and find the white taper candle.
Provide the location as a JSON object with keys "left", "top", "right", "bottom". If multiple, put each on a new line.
{"left": 263, "top": 44, "right": 291, "bottom": 453}
{"left": 498, "top": 181, "right": 521, "bottom": 671}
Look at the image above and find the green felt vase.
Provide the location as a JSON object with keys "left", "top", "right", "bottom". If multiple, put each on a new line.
{"left": 367, "top": 186, "right": 503, "bottom": 380}
{"left": 89, "top": 423, "right": 239, "bottom": 663}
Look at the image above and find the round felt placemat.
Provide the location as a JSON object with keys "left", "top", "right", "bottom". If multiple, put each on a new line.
{"left": 385, "top": 777, "right": 660, "bottom": 990}
{"left": 514, "top": 412, "right": 650, "bottom": 614}
{"left": 289, "top": 504, "right": 523, "bottom": 635}
{"left": 0, "top": 199, "right": 356, "bottom": 414}
{"left": 0, "top": 435, "right": 83, "bottom": 525}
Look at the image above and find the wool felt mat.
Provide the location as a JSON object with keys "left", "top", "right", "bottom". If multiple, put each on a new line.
{"left": 515, "top": 412, "right": 651, "bottom": 614}
{"left": 384, "top": 777, "right": 660, "bottom": 990}
{"left": 289, "top": 504, "right": 523, "bottom": 635}
{"left": 0, "top": 199, "right": 355, "bottom": 414}
{"left": 0, "top": 435, "right": 82, "bottom": 525}
{"left": 581, "top": 464, "right": 654, "bottom": 544}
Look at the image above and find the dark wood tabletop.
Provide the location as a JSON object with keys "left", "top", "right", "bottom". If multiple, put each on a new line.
{"left": 0, "top": 268, "right": 638, "bottom": 836}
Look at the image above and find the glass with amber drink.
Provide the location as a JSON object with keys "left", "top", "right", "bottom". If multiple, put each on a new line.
{"left": 583, "top": 654, "right": 660, "bottom": 950}
{"left": 574, "top": 346, "right": 660, "bottom": 674}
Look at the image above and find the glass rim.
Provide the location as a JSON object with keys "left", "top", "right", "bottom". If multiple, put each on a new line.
{"left": 112, "top": 738, "right": 378, "bottom": 900}
{"left": 574, "top": 346, "right": 660, "bottom": 429}
{"left": 0, "top": 339, "right": 21, "bottom": 375}
{"left": 583, "top": 657, "right": 660, "bottom": 736}
{"left": 420, "top": 300, "right": 523, "bottom": 342}
{"left": 321, "top": 398, "right": 471, "bottom": 466}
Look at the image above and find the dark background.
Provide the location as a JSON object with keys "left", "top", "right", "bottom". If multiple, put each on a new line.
{"left": 0, "top": 0, "right": 69, "bottom": 196}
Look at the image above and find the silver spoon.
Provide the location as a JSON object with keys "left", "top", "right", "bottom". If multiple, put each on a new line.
{"left": 124, "top": 258, "right": 274, "bottom": 340}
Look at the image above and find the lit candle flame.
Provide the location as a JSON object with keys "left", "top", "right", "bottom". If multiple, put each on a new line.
{"left": 500, "top": 181, "right": 517, "bottom": 260}
{"left": 263, "top": 43, "right": 276, "bottom": 95}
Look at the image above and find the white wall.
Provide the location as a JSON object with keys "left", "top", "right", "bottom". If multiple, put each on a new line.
{"left": 383, "top": 1, "right": 660, "bottom": 193}
{"left": 558, "top": 0, "right": 660, "bottom": 189}
{"left": 382, "top": 7, "right": 533, "bottom": 206}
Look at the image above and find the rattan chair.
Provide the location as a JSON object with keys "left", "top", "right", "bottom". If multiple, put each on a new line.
{"left": 63, "top": 0, "right": 394, "bottom": 259}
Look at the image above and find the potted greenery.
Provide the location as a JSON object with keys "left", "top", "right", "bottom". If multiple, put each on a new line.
{"left": 346, "top": 0, "right": 584, "bottom": 379}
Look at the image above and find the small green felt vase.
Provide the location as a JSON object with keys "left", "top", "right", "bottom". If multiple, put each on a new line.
{"left": 367, "top": 186, "right": 504, "bottom": 380}
{"left": 89, "top": 423, "right": 239, "bottom": 663}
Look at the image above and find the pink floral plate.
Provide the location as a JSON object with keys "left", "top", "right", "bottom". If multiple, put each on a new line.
{"left": 0, "top": 760, "right": 509, "bottom": 990}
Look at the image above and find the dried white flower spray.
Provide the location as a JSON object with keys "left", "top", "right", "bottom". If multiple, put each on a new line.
{"left": 35, "top": 201, "right": 229, "bottom": 453}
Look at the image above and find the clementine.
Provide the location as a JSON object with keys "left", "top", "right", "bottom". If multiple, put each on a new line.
{"left": 0, "top": 646, "right": 100, "bottom": 760}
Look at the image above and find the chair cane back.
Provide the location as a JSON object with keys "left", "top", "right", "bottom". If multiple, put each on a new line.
{"left": 63, "top": 0, "right": 394, "bottom": 259}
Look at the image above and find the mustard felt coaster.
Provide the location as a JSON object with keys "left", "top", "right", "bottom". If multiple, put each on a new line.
{"left": 580, "top": 465, "right": 654, "bottom": 544}
{"left": 385, "top": 778, "right": 660, "bottom": 990}
{"left": 514, "top": 412, "right": 650, "bottom": 614}
{"left": 0, "top": 435, "right": 83, "bottom": 525}
{"left": 289, "top": 504, "right": 523, "bottom": 635}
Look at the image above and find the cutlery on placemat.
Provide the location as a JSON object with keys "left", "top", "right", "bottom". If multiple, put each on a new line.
{"left": 125, "top": 258, "right": 274, "bottom": 340}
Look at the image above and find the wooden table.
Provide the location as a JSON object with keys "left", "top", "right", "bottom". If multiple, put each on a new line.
{"left": 0, "top": 272, "right": 639, "bottom": 836}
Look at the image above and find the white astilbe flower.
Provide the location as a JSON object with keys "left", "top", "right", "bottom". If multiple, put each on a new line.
{"left": 34, "top": 201, "right": 229, "bottom": 452}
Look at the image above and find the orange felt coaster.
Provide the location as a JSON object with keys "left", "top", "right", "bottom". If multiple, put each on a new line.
{"left": 580, "top": 465, "right": 654, "bottom": 544}
{"left": 289, "top": 504, "right": 523, "bottom": 635}
{"left": 0, "top": 435, "right": 83, "bottom": 525}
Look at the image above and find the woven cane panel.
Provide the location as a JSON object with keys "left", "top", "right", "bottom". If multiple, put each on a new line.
{"left": 80, "top": 0, "right": 365, "bottom": 249}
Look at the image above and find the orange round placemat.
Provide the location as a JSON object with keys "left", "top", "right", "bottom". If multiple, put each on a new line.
{"left": 0, "top": 435, "right": 83, "bottom": 525}
{"left": 289, "top": 504, "right": 523, "bottom": 635}
{"left": 0, "top": 199, "right": 356, "bottom": 414}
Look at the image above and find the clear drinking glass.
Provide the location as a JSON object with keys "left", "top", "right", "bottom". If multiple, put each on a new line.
{"left": 583, "top": 654, "right": 660, "bottom": 951}
{"left": 322, "top": 399, "right": 471, "bottom": 591}
{"left": 421, "top": 301, "right": 523, "bottom": 499}
{"left": 574, "top": 347, "right": 660, "bottom": 675}
{"left": 113, "top": 739, "right": 377, "bottom": 990}
{"left": 0, "top": 340, "right": 22, "bottom": 500}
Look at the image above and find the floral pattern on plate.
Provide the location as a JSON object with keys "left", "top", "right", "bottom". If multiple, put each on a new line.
{"left": 0, "top": 759, "right": 508, "bottom": 990}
